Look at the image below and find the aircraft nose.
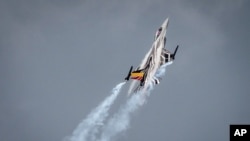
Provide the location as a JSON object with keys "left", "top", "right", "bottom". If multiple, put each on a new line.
{"left": 162, "top": 18, "right": 169, "bottom": 28}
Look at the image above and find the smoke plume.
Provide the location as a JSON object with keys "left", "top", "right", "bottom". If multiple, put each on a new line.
{"left": 67, "top": 62, "right": 172, "bottom": 141}
{"left": 68, "top": 82, "right": 125, "bottom": 141}
{"left": 99, "top": 62, "right": 172, "bottom": 141}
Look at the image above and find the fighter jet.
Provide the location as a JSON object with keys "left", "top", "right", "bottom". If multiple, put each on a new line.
{"left": 125, "top": 18, "right": 178, "bottom": 92}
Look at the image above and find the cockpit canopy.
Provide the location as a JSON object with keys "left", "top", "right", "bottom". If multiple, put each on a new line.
{"left": 154, "top": 27, "right": 162, "bottom": 40}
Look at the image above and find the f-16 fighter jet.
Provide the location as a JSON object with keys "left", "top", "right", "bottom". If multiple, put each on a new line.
{"left": 125, "top": 18, "right": 178, "bottom": 92}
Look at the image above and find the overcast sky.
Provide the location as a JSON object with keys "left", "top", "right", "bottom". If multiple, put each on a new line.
{"left": 1, "top": 0, "right": 250, "bottom": 141}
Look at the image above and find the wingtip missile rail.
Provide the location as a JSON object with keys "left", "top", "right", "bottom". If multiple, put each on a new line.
{"left": 125, "top": 66, "right": 133, "bottom": 81}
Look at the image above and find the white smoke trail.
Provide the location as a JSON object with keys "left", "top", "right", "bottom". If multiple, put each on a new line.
{"left": 155, "top": 61, "right": 173, "bottom": 78}
{"left": 99, "top": 91, "right": 149, "bottom": 141}
{"left": 68, "top": 82, "right": 126, "bottom": 141}
{"left": 99, "top": 62, "right": 172, "bottom": 141}
{"left": 127, "top": 80, "right": 138, "bottom": 95}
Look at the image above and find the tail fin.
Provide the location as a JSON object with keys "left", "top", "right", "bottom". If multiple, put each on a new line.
{"left": 170, "top": 45, "right": 179, "bottom": 60}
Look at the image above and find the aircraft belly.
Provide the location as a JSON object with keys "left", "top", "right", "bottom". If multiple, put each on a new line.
{"left": 145, "top": 41, "right": 164, "bottom": 86}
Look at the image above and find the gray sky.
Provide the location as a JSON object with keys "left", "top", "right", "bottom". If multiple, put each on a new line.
{"left": 1, "top": 0, "right": 250, "bottom": 141}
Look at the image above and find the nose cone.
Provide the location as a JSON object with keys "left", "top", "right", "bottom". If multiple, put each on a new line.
{"left": 162, "top": 18, "right": 169, "bottom": 29}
